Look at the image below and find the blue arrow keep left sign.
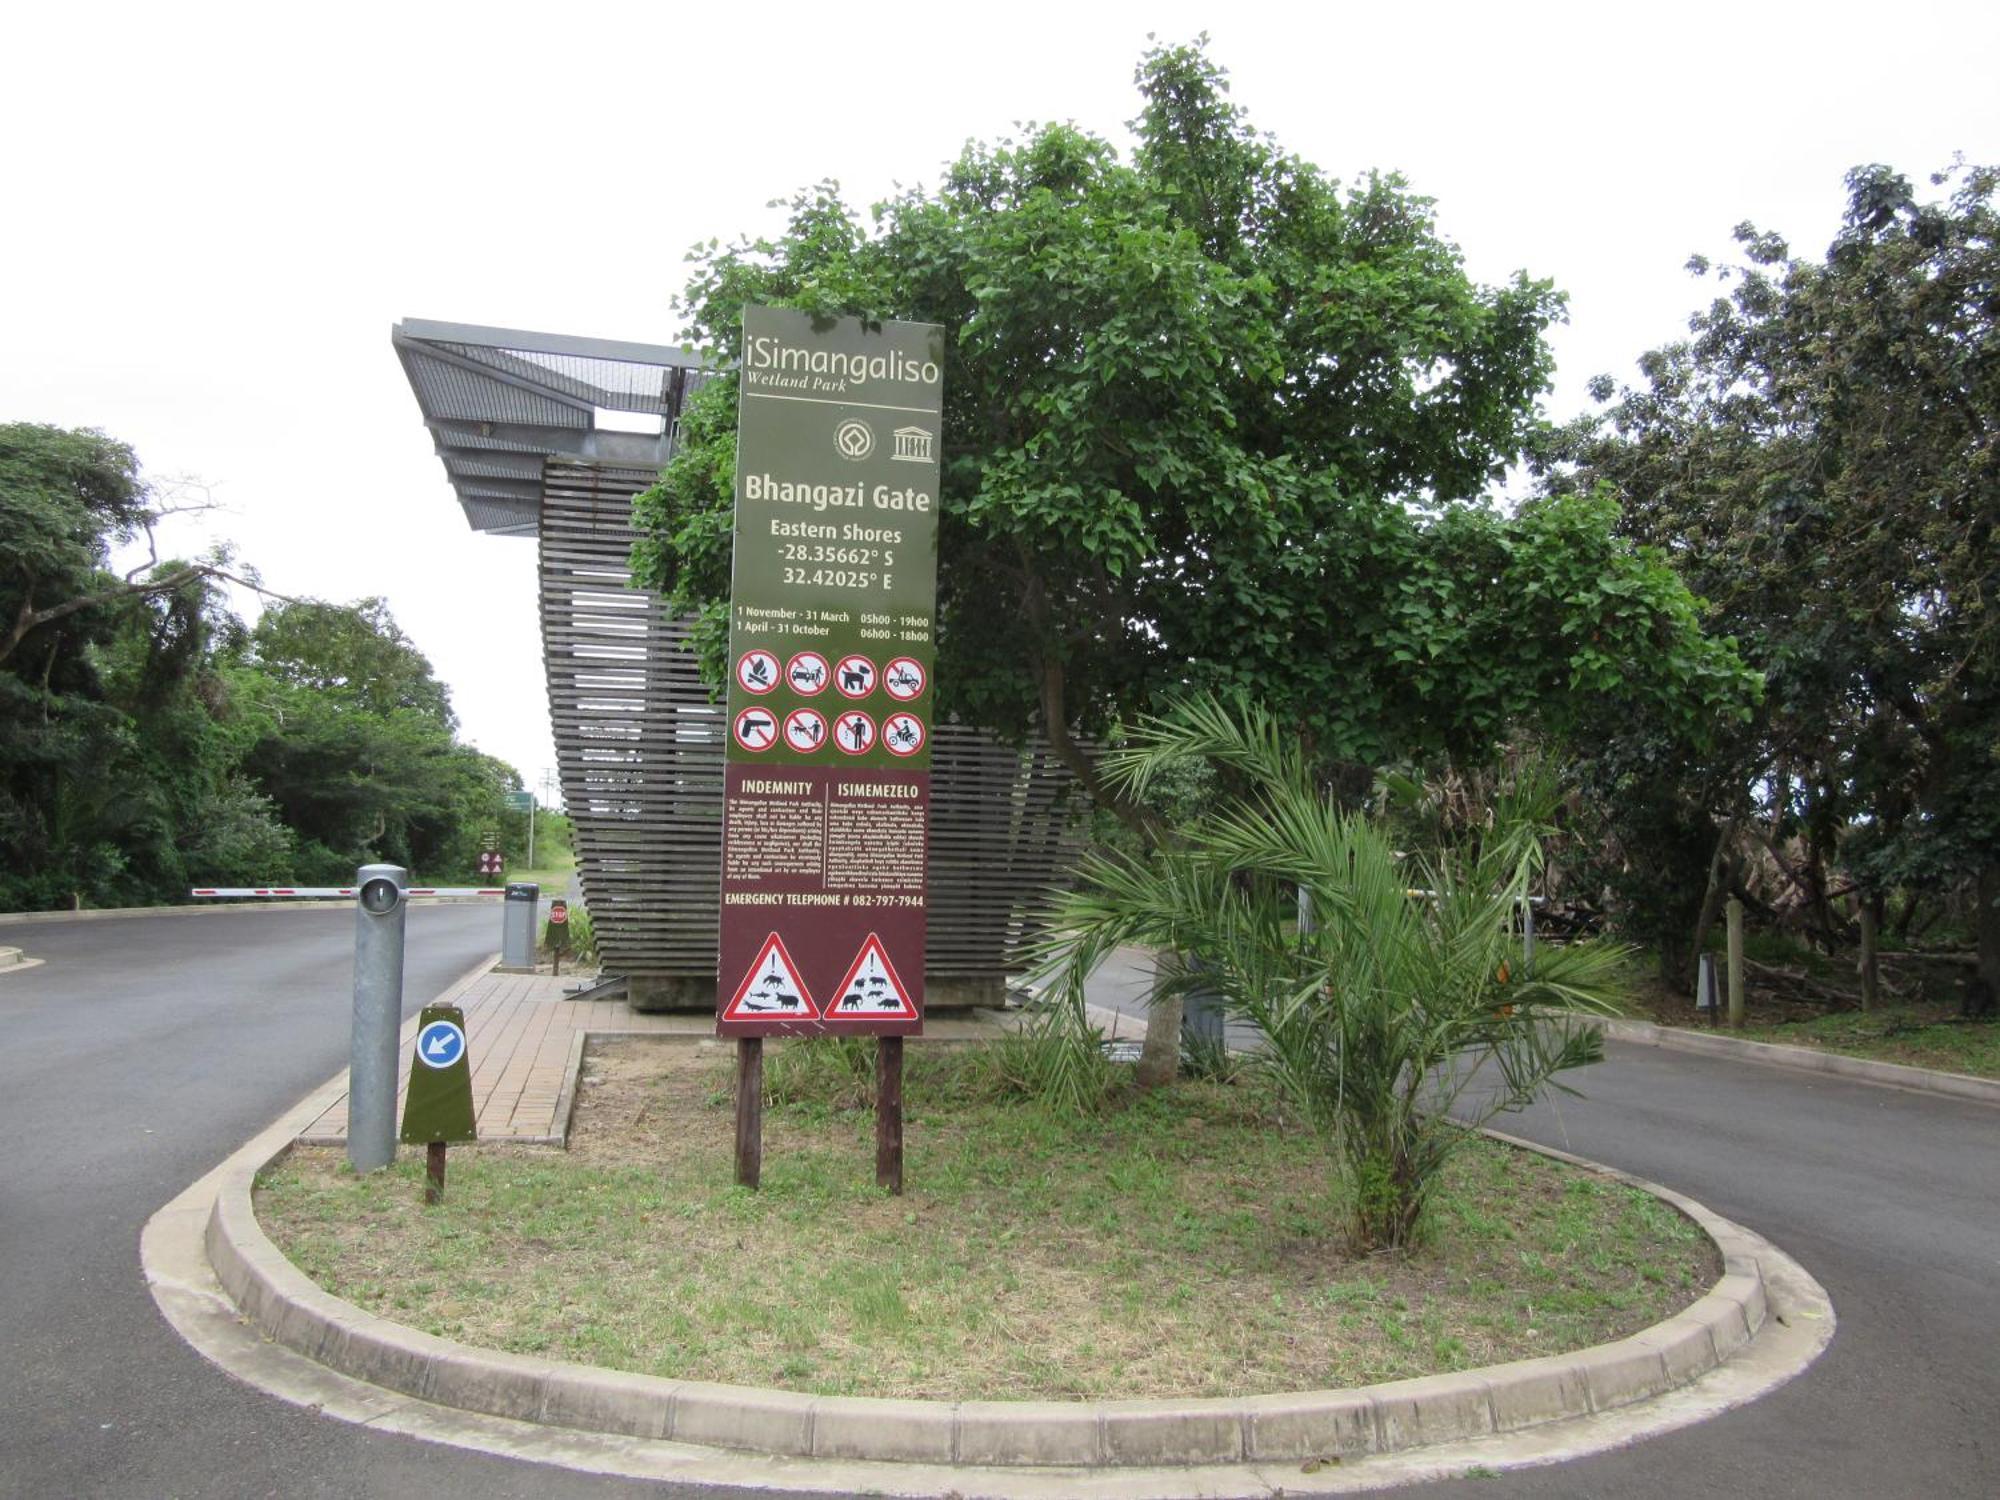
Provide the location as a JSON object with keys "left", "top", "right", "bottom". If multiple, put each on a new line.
{"left": 416, "top": 1019, "right": 467, "bottom": 1069}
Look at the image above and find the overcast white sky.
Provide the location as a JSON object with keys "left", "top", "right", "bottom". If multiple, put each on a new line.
{"left": 4, "top": 1, "right": 1995, "bottom": 796}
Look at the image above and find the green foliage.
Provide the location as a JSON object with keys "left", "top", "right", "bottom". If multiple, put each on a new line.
{"left": 0, "top": 422, "right": 526, "bottom": 909}
{"left": 634, "top": 41, "right": 1748, "bottom": 824}
{"left": 545, "top": 903, "right": 596, "bottom": 963}
{"left": 763, "top": 1034, "right": 878, "bottom": 1113}
{"left": 1036, "top": 697, "right": 1628, "bottom": 1251}
{"left": 1547, "top": 160, "right": 2000, "bottom": 977}
{"left": 232, "top": 597, "right": 517, "bottom": 883}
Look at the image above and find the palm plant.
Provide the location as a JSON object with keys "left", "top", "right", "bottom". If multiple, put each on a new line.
{"left": 1036, "top": 696, "right": 1627, "bottom": 1250}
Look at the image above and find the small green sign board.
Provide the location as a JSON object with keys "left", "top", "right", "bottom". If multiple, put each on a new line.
{"left": 399, "top": 1005, "right": 476, "bottom": 1144}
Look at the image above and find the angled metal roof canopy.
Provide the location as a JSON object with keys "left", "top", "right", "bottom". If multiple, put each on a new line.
{"left": 392, "top": 318, "right": 721, "bottom": 536}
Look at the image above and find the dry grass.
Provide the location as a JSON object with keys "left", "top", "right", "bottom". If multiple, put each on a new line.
{"left": 258, "top": 1038, "right": 1716, "bottom": 1401}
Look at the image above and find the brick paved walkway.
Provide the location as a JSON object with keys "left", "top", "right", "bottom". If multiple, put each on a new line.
{"left": 298, "top": 971, "right": 700, "bottom": 1146}
{"left": 297, "top": 969, "right": 1009, "bottom": 1146}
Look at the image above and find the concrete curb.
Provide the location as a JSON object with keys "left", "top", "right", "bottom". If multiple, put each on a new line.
{"left": 1600, "top": 1017, "right": 2000, "bottom": 1108}
{"left": 206, "top": 1121, "right": 1786, "bottom": 1470}
{"left": 0, "top": 947, "right": 46, "bottom": 974}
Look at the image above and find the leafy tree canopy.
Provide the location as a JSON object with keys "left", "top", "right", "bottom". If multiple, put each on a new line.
{"left": 1548, "top": 161, "right": 1999, "bottom": 980}
{"left": 0, "top": 422, "right": 523, "bottom": 908}
{"left": 635, "top": 42, "right": 1752, "bottom": 825}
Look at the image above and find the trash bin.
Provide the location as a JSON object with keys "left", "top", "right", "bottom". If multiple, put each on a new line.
{"left": 1183, "top": 976, "right": 1226, "bottom": 1052}
{"left": 502, "top": 882, "right": 540, "bottom": 969}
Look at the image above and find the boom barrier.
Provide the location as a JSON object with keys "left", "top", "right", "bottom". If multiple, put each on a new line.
{"left": 188, "top": 887, "right": 509, "bottom": 898}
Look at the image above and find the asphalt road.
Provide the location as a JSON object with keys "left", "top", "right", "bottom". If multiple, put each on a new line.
{"left": 1094, "top": 949, "right": 2000, "bottom": 1498}
{"left": 0, "top": 904, "right": 676, "bottom": 1500}
{"left": 2, "top": 924, "right": 1993, "bottom": 1497}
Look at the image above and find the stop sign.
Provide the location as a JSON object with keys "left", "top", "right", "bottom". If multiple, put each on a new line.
{"left": 549, "top": 900, "right": 569, "bottom": 925}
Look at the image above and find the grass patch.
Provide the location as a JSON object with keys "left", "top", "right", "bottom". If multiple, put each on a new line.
{"left": 1727, "top": 1006, "right": 2000, "bottom": 1078}
{"left": 1624, "top": 961, "right": 1999, "bottom": 1080}
{"left": 257, "top": 1038, "right": 1716, "bottom": 1401}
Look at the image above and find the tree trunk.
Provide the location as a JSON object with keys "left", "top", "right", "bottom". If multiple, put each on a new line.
{"left": 1857, "top": 893, "right": 1881, "bottom": 1013}
{"left": 1890, "top": 889, "right": 1922, "bottom": 944}
{"left": 1135, "top": 959, "right": 1183, "bottom": 1090}
{"left": 1684, "top": 823, "right": 1738, "bottom": 992}
{"left": 1976, "top": 863, "right": 2000, "bottom": 1010}
{"left": 1034, "top": 654, "right": 1164, "bottom": 847}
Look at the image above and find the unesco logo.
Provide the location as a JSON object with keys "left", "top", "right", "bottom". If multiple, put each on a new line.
{"left": 834, "top": 419, "right": 874, "bottom": 460}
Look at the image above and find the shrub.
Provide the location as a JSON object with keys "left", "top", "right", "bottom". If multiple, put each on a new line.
{"left": 1037, "top": 697, "right": 1628, "bottom": 1251}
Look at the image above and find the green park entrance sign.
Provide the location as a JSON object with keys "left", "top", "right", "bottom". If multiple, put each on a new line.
{"left": 716, "top": 306, "right": 944, "bottom": 1039}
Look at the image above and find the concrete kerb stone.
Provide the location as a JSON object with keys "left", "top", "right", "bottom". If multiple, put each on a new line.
{"left": 1599, "top": 1016, "right": 2000, "bottom": 1107}
{"left": 207, "top": 1116, "right": 1793, "bottom": 1470}
{"left": 0, "top": 945, "right": 46, "bottom": 974}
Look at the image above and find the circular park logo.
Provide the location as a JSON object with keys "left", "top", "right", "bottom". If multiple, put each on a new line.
{"left": 834, "top": 419, "right": 874, "bottom": 460}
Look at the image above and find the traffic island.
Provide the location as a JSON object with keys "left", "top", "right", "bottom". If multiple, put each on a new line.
{"left": 166, "top": 1035, "right": 1835, "bottom": 1485}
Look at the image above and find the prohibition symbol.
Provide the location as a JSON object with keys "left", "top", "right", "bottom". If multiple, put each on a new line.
{"left": 834, "top": 654, "right": 876, "bottom": 698}
{"left": 834, "top": 710, "right": 877, "bottom": 755}
{"left": 883, "top": 657, "right": 927, "bottom": 701}
{"left": 721, "top": 933, "right": 817, "bottom": 1020}
{"left": 824, "top": 933, "right": 918, "bottom": 1020}
{"left": 733, "top": 705, "right": 779, "bottom": 752}
{"left": 735, "top": 649, "right": 780, "bottom": 695}
{"left": 786, "top": 650, "right": 831, "bottom": 695}
{"left": 882, "top": 712, "right": 925, "bottom": 757}
{"left": 415, "top": 1019, "right": 467, "bottom": 1069}
{"left": 784, "top": 707, "right": 828, "bottom": 752}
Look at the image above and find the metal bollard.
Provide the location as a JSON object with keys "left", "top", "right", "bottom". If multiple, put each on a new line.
{"left": 349, "top": 864, "right": 408, "bottom": 1173}
{"left": 502, "top": 882, "right": 540, "bottom": 969}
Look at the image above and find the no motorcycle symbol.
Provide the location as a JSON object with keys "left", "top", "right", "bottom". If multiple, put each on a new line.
{"left": 882, "top": 712, "right": 925, "bottom": 756}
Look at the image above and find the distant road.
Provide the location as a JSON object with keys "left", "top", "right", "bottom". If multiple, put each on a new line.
{"left": 1089, "top": 947, "right": 2000, "bottom": 1498}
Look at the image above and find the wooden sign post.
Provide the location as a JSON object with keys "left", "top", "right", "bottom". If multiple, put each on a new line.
{"left": 716, "top": 306, "right": 944, "bottom": 1195}
{"left": 400, "top": 1005, "right": 476, "bottom": 1204}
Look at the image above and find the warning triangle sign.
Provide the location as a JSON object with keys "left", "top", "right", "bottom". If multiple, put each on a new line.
{"left": 822, "top": 932, "right": 918, "bottom": 1021}
{"left": 721, "top": 933, "right": 819, "bottom": 1022}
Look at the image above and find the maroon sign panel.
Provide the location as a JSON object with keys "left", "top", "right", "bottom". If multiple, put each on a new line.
{"left": 717, "top": 766, "right": 927, "bottom": 1036}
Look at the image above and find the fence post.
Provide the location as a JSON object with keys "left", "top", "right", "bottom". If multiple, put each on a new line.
{"left": 1726, "top": 896, "right": 1745, "bottom": 1028}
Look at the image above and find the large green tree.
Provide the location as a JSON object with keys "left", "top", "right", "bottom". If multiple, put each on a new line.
{"left": 1, "top": 421, "right": 525, "bottom": 907}
{"left": 635, "top": 42, "right": 1753, "bottom": 835}
{"left": 233, "top": 598, "right": 517, "bottom": 883}
{"left": 1552, "top": 162, "right": 2000, "bottom": 991}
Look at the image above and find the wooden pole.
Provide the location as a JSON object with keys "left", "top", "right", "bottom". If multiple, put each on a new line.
{"left": 425, "top": 1141, "right": 447, "bottom": 1204}
{"left": 734, "top": 1038, "right": 763, "bottom": 1189}
{"left": 1726, "top": 897, "right": 1746, "bottom": 1028}
{"left": 1858, "top": 896, "right": 1880, "bottom": 1013}
{"left": 875, "top": 1036, "right": 904, "bottom": 1195}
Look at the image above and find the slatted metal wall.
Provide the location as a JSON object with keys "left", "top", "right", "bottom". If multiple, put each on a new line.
{"left": 539, "top": 461, "right": 1081, "bottom": 987}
